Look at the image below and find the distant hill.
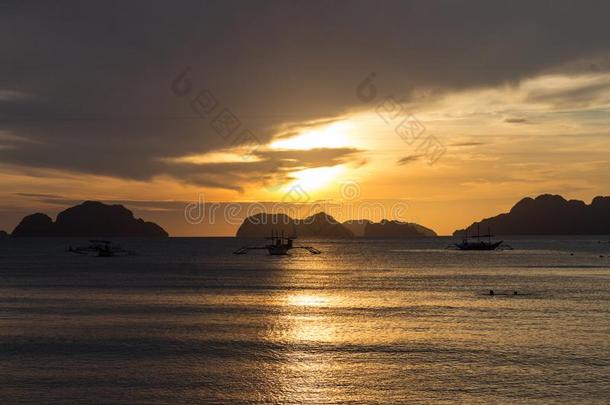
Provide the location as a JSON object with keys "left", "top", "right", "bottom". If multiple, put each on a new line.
{"left": 342, "top": 219, "right": 372, "bottom": 237}
{"left": 236, "top": 212, "right": 354, "bottom": 238}
{"left": 12, "top": 201, "right": 168, "bottom": 237}
{"left": 454, "top": 194, "right": 610, "bottom": 236}
{"left": 364, "top": 220, "right": 437, "bottom": 238}
{"left": 236, "top": 213, "right": 436, "bottom": 238}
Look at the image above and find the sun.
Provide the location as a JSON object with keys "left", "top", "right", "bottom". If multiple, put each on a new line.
{"left": 264, "top": 120, "right": 355, "bottom": 196}
{"left": 287, "top": 166, "right": 345, "bottom": 193}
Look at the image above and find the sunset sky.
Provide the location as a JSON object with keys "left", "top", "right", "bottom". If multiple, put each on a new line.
{"left": 2, "top": 0, "right": 610, "bottom": 235}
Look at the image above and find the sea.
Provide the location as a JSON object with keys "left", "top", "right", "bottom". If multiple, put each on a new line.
{"left": 1, "top": 236, "right": 609, "bottom": 404}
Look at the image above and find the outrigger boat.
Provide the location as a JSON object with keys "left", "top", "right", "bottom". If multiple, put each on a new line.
{"left": 452, "top": 225, "right": 510, "bottom": 251}
{"left": 234, "top": 230, "right": 321, "bottom": 256}
{"left": 68, "top": 240, "right": 134, "bottom": 257}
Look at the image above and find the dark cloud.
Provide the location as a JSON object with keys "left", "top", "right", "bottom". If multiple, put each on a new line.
{"left": 15, "top": 192, "right": 66, "bottom": 199}
{"left": 503, "top": 117, "right": 528, "bottom": 124}
{"left": 2, "top": 0, "right": 610, "bottom": 191}
{"left": 397, "top": 155, "right": 423, "bottom": 165}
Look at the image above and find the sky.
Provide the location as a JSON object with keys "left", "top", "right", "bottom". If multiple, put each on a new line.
{"left": 1, "top": 0, "right": 610, "bottom": 236}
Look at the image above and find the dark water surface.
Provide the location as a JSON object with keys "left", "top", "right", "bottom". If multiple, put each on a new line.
{"left": 1, "top": 237, "right": 609, "bottom": 403}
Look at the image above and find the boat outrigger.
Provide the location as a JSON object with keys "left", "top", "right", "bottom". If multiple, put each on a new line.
{"left": 68, "top": 240, "right": 134, "bottom": 257}
{"left": 234, "top": 230, "right": 321, "bottom": 256}
{"left": 452, "top": 225, "right": 511, "bottom": 251}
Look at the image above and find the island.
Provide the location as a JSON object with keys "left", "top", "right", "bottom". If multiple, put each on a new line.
{"left": 364, "top": 219, "right": 437, "bottom": 238}
{"left": 11, "top": 201, "right": 168, "bottom": 237}
{"left": 236, "top": 212, "right": 436, "bottom": 238}
{"left": 454, "top": 194, "right": 610, "bottom": 236}
{"left": 236, "top": 212, "right": 354, "bottom": 238}
{"left": 343, "top": 219, "right": 437, "bottom": 237}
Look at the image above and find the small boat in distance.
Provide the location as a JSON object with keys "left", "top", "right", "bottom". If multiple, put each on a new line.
{"left": 68, "top": 240, "right": 134, "bottom": 257}
{"left": 454, "top": 225, "right": 505, "bottom": 251}
{"left": 234, "top": 230, "right": 321, "bottom": 256}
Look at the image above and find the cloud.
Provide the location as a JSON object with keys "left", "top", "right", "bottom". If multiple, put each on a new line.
{"left": 254, "top": 147, "right": 361, "bottom": 168}
{"left": 28, "top": 195, "right": 190, "bottom": 212}
{"left": 450, "top": 141, "right": 487, "bottom": 147}
{"left": 397, "top": 155, "right": 423, "bottom": 165}
{"left": 159, "top": 147, "right": 363, "bottom": 191}
{"left": 272, "top": 117, "right": 346, "bottom": 140}
{"left": 504, "top": 117, "right": 528, "bottom": 123}
{"left": 15, "top": 192, "right": 66, "bottom": 199}
{"left": 525, "top": 75, "right": 610, "bottom": 108}
{"left": 2, "top": 0, "right": 610, "bottom": 191}
{"left": 0, "top": 90, "right": 32, "bottom": 101}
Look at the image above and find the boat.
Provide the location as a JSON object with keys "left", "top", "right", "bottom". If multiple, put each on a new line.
{"left": 453, "top": 225, "right": 506, "bottom": 251}
{"left": 68, "top": 240, "right": 134, "bottom": 257}
{"left": 234, "top": 230, "right": 321, "bottom": 256}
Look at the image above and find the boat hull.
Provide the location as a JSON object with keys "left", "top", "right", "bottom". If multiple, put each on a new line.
{"left": 267, "top": 246, "right": 290, "bottom": 255}
{"left": 455, "top": 241, "right": 503, "bottom": 251}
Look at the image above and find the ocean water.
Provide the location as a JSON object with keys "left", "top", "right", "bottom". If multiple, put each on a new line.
{"left": 0, "top": 236, "right": 609, "bottom": 404}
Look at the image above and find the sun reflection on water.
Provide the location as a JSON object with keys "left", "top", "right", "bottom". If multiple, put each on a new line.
{"left": 287, "top": 293, "right": 329, "bottom": 308}
{"left": 264, "top": 292, "right": 341, "bottom": 402}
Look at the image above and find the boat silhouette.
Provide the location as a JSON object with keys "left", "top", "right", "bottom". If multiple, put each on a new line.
{"left": 68, "top": 240, "right": 134, "bottom": 257}
{"left": 234, "top": 230, "right": 321, "bottom": 256}
{"left": 453, "top": 225, "right": 506, "bottom": 251}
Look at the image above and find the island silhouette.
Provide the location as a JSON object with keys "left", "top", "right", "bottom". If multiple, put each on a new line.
{"left": 236, "top": 212, "right": 354, "bottom": 238}
{"left": 454, "top": 194, "right": 610, "bottom": 236}
{"left": 5, "top": 194, "right": 609, "bottom": 238}
{"left": 11, "top": 201, "right": 168, "bottom": 237}
{"left": 236, "top": 212, "right": 437, "bottom": 238}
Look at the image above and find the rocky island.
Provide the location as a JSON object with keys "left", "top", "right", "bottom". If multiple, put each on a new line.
{"left": 11, "top": 201, "right": 168, "bottom": 237}
{"left": 454, "top": 194, "right": 610, "bottom": 236}
{"left": 236, "top": 212, "right": 436, "bottom": 238}
{"left": 364, "top": 219, "right": 437, "bottom": 238}
{"left": 236, "top": 212, "right": 354, "bottom": 238}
